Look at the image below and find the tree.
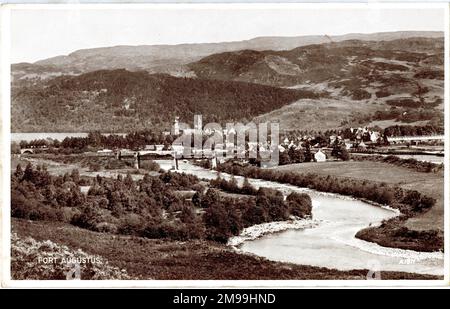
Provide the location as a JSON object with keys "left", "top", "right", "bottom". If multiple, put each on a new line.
{"left": 286, "top": 192, "right": 312, "bottom": 218}
{"left": 242, "top": 177, "right": 257, "bottom": 195}
{"left": 340, "top": 147, "right": 350, "bottom": 161}
{"left": 288, "top": 147, "right": 305, "bottom": 163}
{"left": 201, "top": 189, "right": 220, "bottom": 208}
{"left": 203, "top": 201, "right": 242, "bottom": 243}
{"left": 71, "top": 202, "right": 101, "bottom": 229}
{"left": 23, "top": 162, "right": 35, "bottom": 183}
{"left": 192, "top": 191, "right": 202, "bottom": 208}
{"left": 303, "top": 142, "right": 313, "bottom": 162}
{"left": 279, "top": 151, "right": 291, "bottom": 165}
{"left": 14, "top": 164, "right": 24, "bottom": 180}
{"left": 180, "top": 206, "right": 196, "bottom": 224}
{"left": 263, "top": 190, "right": 288, "bottom": 221}
{"left": 70, "top": 169, "right": 80, "bottom": 184}
{"left": 87, "top": 131, "right": 103, "bottom": 148}
{"left": 11, "top": 142, "right": 21, "bottom": 154}
{"left": 68, "top": 188, "right": 85, "bottom": 207}
{"left": 332, "top": 143, "right": 350, "bottom": 161}
{"left": 124, "top": 172, "right": 135, "bottom": 190}
{"left": 227, "top": 176, "right": 239, "bottom": 192}
{"left": 203, "top": 203, "right": 230, "bottom": 242}
{"left": 109, "top": 191, "right": 125, "bottom": 217}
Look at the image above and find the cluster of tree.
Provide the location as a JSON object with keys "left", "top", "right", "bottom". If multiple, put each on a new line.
{"left": 11, "top": 163, "right": 203, "bottom": 239}
{"left": 330, "top": 143, "right": 350, "bottom": 161}
{"left": 216, "top": 161, "right": 435, "bottom": 215}
{"left": 413, "top": 69, "right": 444, "bottom": 80}
{"left": 282, "top": 128, "right": 369, "bottom": 144}
{"left": 15, "top": 130, "right": 175, "bottom": 152}
{"left": 279, "top": 147, "right": 312, "bottom": 165}
{"left": 12, "top": 69, "right": 314, "bottom": 132}
{"left": 247, "top": 142, "right": 347, "bottom": 166}
{"left": 383, "top": 125, "right": 444, "bottom": 137}
{"left": 198, "top": 187, "right": 312, "bottom": 242}
{"left": 369, "top": 108, "right": 441, "bottom": 124}
{"left": 351, "top": 155, "right": 443, "bottom": 173}
{"left": 210, "top": 176, "right": 258, "bottom": 196}
{"left": 386, "top": 98, "right": 425, "bottom": 108}
{"left": 11, "top": 164, "right": 87, "bottom": 222}
{"left": 356, "top": 217, "right": 443, "bottom": 252}
{"left": 11, "top": 163, "right": 311, "bottom": 244}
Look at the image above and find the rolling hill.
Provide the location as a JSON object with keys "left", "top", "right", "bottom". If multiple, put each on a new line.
{"left": 11, "top": 32, "right": 444, "bottom": 133}
{"left": 188, "top": 37, "right": 444, "bottom": 88}
{"left": 188, "top": 37, "right": 444, "bottom": 130}
{"left": 12, "top": 31, "right": 443, "bottom": 82}
{"left": 11, "top": 69, "right": 319, "bottom": 132}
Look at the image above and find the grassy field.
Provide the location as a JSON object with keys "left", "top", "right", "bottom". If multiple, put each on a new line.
{"left": 12, "top": 219, "right": 439, "bottom": 280}
{"left": 274, "top": 161, "right": 444, "bottom": 231}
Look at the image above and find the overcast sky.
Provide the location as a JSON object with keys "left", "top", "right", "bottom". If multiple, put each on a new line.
{"left": 9, "top": 4, "right": 446, "bottom": 63}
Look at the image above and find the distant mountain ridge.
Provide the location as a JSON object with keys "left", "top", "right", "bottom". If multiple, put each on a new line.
{"left": 12, "top": 31, "right": 443, "bottom": 81}
{"left": 188, "top": 37, "right": 444, "bottom": 87}
{"left": 11, "top": 31, "right": 444, "bottom": 133}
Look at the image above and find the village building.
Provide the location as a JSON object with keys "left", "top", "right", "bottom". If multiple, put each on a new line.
{"left": 314, "top": 149, "right": 326, "bottom": 162}
{"left": 171, "top": 144, "right": 184, "bottom": 154}
{"left": 358, "top": 141, "right": 367, "bottom": 149}
{"left": 97, "top": 149, "right": 113, "bottom": 153}
{"left": 172, "top": 117, "right": 180, "bottom": 135}
{"left": 370, "top": 131, "right": 381, "bottom": 143}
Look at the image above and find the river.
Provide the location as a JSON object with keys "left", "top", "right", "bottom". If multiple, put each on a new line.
{"left": 156, "top": 159, "right": 443, "bottom": 276}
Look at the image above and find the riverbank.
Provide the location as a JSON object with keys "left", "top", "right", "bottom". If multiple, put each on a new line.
{"left": 275, "top": 161, "right": 445, "bottom": 252}
{"left": 217, "top": 160, "right": 443, "bottom": 253}
{"left": 274, "top": 160, "right": 444, "bottom": 231}
{"left": 355, "top": 217, "right": 444, "bottom": 252}
{"left": 12, "top": 219, "right": 441, "bottom": 280}
{"left": 227, "top": 218, "right": 320, "bottom": 247}
{"left": 12, "top": 155, "right": 443, "bottom": 274}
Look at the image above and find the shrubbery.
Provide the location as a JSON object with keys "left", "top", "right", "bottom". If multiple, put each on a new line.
{"left": 351, "top": 155, "right": 443, "bottom": 173}
{"left": 355, "top": 217, "right": 443, "bottom": 252}
{"left": 287, "top": 192, "right": 313, "bottom": 218}
{"left": 12, "top": 163, "right": 203, "bottom": 240}
{"left": 199, "top": 180, "right": 313, "bottom": 242}
{"left": 11, "top": 233, "right": 132, "bottom": 279}
{"left": 12, "top": 163, "right": 313, "bottom": 244}
{"left": 139, "top": 160, "right": 160, "bottom": 171}
{"left": 216, "top": 161, "right": 435, "bottom": 214}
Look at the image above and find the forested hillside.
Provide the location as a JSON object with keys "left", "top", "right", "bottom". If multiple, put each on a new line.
{"left": 12, "top": 69, "right": 318, "bottom": 132}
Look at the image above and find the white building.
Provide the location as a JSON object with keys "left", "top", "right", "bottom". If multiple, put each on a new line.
{"left": 97, "top": 149, "right": 113, "bottom": 153}
{"left": 278, "top": 145, "right": 287, "bottom": 153}
{"left": 314, "top": 149, "right": 326, "bottom": 162}
{"left": 370, "top": 131, "right": 380, "bottom": 143}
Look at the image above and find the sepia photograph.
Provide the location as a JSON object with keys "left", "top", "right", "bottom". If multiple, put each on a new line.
{"left": 1, "top": 2, "right": 448, "bottom": 286}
